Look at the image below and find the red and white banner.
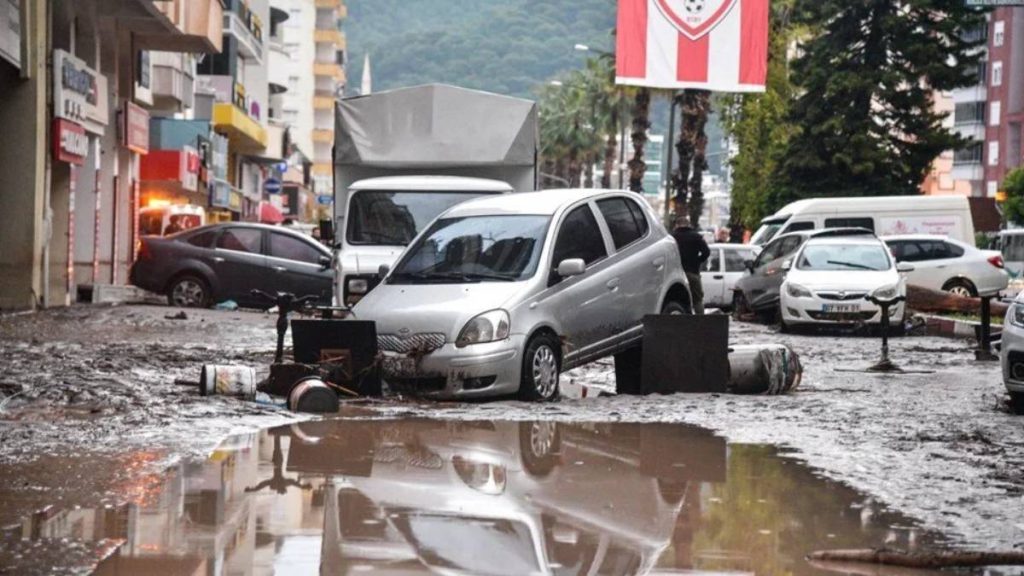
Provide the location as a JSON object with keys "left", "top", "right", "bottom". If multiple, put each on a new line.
{"left": 616, "top": 0, "right": 769, "bottom": 92}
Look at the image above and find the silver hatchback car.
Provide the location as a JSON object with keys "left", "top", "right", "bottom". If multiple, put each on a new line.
{"left": 353, "top": 189, "right": 693, "bottom": 401}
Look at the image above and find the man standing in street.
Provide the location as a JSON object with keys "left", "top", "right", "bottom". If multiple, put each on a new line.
{"left": 672, "top": 215, "right": 710, "bottom": 315}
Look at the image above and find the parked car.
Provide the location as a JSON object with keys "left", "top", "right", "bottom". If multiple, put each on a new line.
{"left": 882, "top": 235, "right": 1008, "bottom": 297}
{"left": 1000, "top": 295, "right": 1024, "bottom": 414}
{"left": 733, "top": 227, "right": 874, "bottom": 316}
{"left": 779, "top": 236, "right": 913, "bottom": 330}
{"left": 130, "top": 223, "right": 333, "bottom": 308}
{"left": 750, "top": 195, "right": 974, "bottom": 246}
{"left": 353, "top": 189, "right": 693, "bottom": 401}
{"left": 700, "top": 243, "right": 760, "bottom": 310}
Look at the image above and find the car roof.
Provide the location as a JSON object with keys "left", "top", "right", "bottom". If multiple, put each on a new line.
{"left": 710, "top": 243, "right": 758, "bottom": 250}
{"left": 803, "top": 236, "right": 885, "bottom": 246}
{"left": 444, "top": 188, "right": 634, "bottom": 217}
{"left": 179, "top": 222, "right": 321, "bottom": 242}
{"left": 349, "top": 175, "right": 514, "bottom": 192}
{"left": 880, "top": 234, "right": 954, "bottom": 242}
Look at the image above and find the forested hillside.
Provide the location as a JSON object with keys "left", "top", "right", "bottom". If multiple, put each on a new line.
{"left": 344, "top": 0, "right": 616, "bottom": 97}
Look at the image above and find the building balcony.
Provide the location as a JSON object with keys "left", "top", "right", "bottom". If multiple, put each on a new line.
{"left": 132, "top": 0, "right": 225, "bottom": 53}
{"left": 315, "top": 0, "right": 342, "bottom": 9}
{"left": 312, "top": 129, "right": 334, "bottom": 144}
{"left": 213, "top": 103, "right": 267, "bottom": 154}
{"left": 314, "top": 95, "right": 335, "bottom": 110}
{"left": 312, "top": 163, "right": 333, "bottom": 177}
{"left": 223, "top": 9, "right": 264, "bottom": 63}
{"left": 150, "top": 52, "right": 196, "bottom": 112}
{"left": 314, "top": 62, "right": 345, "bottom": 81}
{"left": 315, "top": 28, "right": 345, "bottom": 46}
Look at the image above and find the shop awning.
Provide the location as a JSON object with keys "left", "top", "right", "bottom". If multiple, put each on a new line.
{"left": 213, "top": 103, "right": 267, "bottom": 153}
{"left": 259, "top": 201, "right": 284, "bottom": 224}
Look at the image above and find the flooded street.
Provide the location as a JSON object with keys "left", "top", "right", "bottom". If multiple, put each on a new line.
{"left": 0, "top": 418, "right": 972, "bottom": 575}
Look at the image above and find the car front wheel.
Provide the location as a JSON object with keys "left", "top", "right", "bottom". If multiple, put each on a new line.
{"left": 167, "top": 274, "right": 210, "bottom": 308}
{"left": 519, "top": 333, "right": 561, "bottom": 402}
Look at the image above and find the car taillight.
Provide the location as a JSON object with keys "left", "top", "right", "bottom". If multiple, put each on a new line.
{"left": 988, "top": 255, "right": 1005, "bottom": 269}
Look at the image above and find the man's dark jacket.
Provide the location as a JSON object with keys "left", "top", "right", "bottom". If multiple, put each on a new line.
{"left": 672, "top": 226, "right": 711, "bottom": 274}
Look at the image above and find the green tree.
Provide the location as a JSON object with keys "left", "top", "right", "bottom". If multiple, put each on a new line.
{"left": 777, "top": 0, "right": 986, "bottom": 202}
{"left": 1003, "top": 168, "right": 1024, "bottom": 225}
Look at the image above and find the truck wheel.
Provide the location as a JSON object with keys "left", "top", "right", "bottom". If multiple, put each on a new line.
{"left": 943, "top": 279, "right": 977, "bottom": 298}
{"left": 519, "top": 333, "right": 561, "bottom": 402}
{"left": 167, "top": 274, "right": 210, "bottom": 308}
{"left": 1011, "top": 392, "right": 1024, "bottom": 415}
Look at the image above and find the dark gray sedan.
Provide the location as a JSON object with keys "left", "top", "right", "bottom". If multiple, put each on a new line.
{"left": 130, "top": 223, "right": 333, "bottom": 308}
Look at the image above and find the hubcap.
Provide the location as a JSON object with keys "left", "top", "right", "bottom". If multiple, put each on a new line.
{"left": 948, "top": 285, "right": 971, "bottom": 297}
{"left": 529, "top": 421, "right": 556, "bottom": 457}
{"left": 531, "top": 345, "right": 558, "bottom": 398}
{"left": 172, "top": 280, "right": 205, "bottom": 307}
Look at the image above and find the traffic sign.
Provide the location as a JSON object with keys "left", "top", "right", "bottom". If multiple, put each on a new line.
{"left": 317, "top": 195, "right": 334, "bottom": 206}
{"left": 264, "top": 177, "right": 282, "bottom": 194}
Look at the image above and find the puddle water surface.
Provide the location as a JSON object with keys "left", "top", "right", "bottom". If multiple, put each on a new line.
{"left": 2, "top": 418, "right": 993, "bottom": 575}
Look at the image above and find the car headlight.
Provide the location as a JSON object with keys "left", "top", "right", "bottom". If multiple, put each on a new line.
{"left": 456, "top": 310, "right": 510, "bottom": 347}
{"left": 452, "top": 456, "right": 506, "bottom": 495}
{"left": 872, "top": 284, "right": 899, "bottom": 300}
{"left": 1009, "top": 304, "right": 1024, "bottom": 328}
{"left": 786, "top": 283, "right": 812, "bottom": 298}
{"left": 347, "top": 277, "right": 369, "bottom": 295}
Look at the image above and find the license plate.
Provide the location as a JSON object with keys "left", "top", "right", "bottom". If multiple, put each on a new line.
{"left": 822, "top": 303, "right": 859, "bottom": 314}
{"left": 381, "top": 355, "right": 418, "bottom": 377}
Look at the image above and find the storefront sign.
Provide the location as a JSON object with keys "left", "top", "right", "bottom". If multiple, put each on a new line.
{"left": 0, "top": 0, "right": 21, "bottom": 72}
{"left": 53, "top": 49, "right": 109, "bottom": 135}
{"left": 229, "top": 190, "right": 243, "bottom": 211}
{"left": 122, "top": 100, "right": 150, "bottom": 155}
{"left": 181, "top": 145, "right": 200, "bottom": 192}
{"left": 52, "top": 118, "right": 88, "bottom": 165}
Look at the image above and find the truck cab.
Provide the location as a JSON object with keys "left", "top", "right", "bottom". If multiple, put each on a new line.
{"left": 337, "top": 175, "right": 513, "bottom": 305}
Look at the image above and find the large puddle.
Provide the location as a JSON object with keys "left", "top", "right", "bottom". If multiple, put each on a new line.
{"left": 1, "top": 418, "right": 992, "bottom": 575}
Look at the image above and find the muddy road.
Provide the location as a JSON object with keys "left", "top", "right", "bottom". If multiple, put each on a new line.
{"left": 0, "top": 304, "right": 1021, "bottom": 568}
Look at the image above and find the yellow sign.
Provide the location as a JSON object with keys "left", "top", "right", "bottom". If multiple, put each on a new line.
{"left": 997, "top": 190, "right": 1008, "bottom": 203}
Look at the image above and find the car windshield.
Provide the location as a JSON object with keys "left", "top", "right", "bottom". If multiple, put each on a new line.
{"left": 750, "top": 217, "right": 788, "bottom": 245}
{"left": 346, "top": 190, "right": 499, "bottom": 246}
{"left": 390, "top": 215, "right": 550, "bottom": 284}
{"left": 390, "top": 512, "right": 540, "bottom": 575}
{"left": 797, "top": 243, "right": 892, "bottom": 271}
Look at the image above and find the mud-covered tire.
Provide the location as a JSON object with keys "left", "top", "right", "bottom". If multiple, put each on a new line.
{"left": 943, "top": 278, "right": 978, "bottom": 298}
{"left": 1010, "top": 392, "right": 1024, "bottom": 415}
{"left": 519, "top": 421, "right": 560, "bottom": 477}
{"left": 519, "top": 333, "right": 561, "bottom": 402}
{"left": 657, "top": 478, "right": 686, "bottom": 505}
{"left": 167, "top": 274, "right": 211, "bottom": 308}
{"left": 732, "top": 292, "right": 751, "bottom": 320}
{"left": 661, "top": 299, "right": 690, "bottom": 315}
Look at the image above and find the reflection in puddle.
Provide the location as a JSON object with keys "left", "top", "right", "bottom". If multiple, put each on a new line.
{"left": 3, "top": 419, "right": 966, "bottom": 575}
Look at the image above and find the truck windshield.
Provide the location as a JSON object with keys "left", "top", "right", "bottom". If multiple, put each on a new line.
{"left": 347, "top": 190, "right": 498, "bottom": 246}
{"left": 390, "top": 215, "right": 550, "bottom": 283}
{"left": 750, "top": 217, "right": 789, "bottom": 245}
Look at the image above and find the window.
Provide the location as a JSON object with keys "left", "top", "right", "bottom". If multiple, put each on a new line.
{"left": 724, "top": 249, "right": 753, "bottom": 272}
{"left": 991, "top": 101, "right": 1001, "bottom": 127}
{"left": 625, "top": 199, "right": 650, "bottom": 237}
{"left": 954, "top": 142, "right": 983, "bottom": 165}
{"left": 269, "top": 233, "right": 323, "bottom": 264}
{"left": 550, "top": 205, "right": 608, "bottom": 285}
{"left": 754, "top": 238, "right": 786, "bottom": 267}
{"left": 823, "top": 217, "right": 875, "bottom": 231}
{"left": 954, "top": 101, "right": 985, "bottom": 125}
{"left": 1006, "top": 235, "right": 1024, "bottom": 262}
{"left": 782, "top": 221, "right": 815, "bottom": 233}
{"left": 597, "top": 198, "right": 645, "bottom": 250}
{"left": 988, "top": 180, "right": 1000, "bottom": 197}
{"left": 777, "top": 236, "right": 805, "bottom": 259}
{"left": 216, "top": 228, "right": 262, "bottom": 253}
{"left": 992, "top": 61, "right": 1003, "bottom": 87}
{"left": 995, "top": 21, "right": 1005, "bottom": 47}
{"left": 946, "top": 242, "right": 965, "bottom": 258}
{"left": 186, "top": 230, "right": 217, "bottom": 248}
{"left": 989, "top": 141, "right": 1000, "bottom": 166}
{"left": 347, "top": 191, "right": 491, "bottom": 246}
{"left": 703, "top": 250, "right": 721, "bottom": 273}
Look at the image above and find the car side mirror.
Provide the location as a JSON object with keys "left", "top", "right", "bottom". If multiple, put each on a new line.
{"left": 896, "top": 262, "right": 914, "bottom": 273}
{"left": 318, "top": 255, "right": 331, "bottom": 270}
{"left": 557, "top": 258, "right": 586, "bottom": 277}
{"left": 378, "top": 263, "right": 390, "bottom": 278}
{"left": 781, "top": 259, "right": 792, "bottom": 271}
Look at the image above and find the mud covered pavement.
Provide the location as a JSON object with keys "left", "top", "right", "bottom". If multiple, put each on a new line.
{"left": 0, "top": 304, "right": 1022, "bottom": 570}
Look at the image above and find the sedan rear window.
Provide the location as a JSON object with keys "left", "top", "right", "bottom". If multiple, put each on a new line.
{"left": 597, "top": 198, "right": 647, "bottom": 250}
{"left": 217, "top": 228, "right": 261, "bottom": 253}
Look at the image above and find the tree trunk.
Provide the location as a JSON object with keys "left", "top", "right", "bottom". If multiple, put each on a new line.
{"left": 602, "top": 108, "right": 617, "bottom": 189}
{"left": 686, "top": 90, "right": 712, "bottom": 227}
{"left": 567, "top": 147, "right": 581, "bottom": 188}
{"left": 628, "top": 88, "right": 651, "bottom": 193}
{"left": 584, "top": 154, "right": 595, "bottom": 188}
{"left": 807, "top": 549, "right": 1024, "bottom": 569}
{"left": 674, "top": 92, "right": 693, "bottom": 212}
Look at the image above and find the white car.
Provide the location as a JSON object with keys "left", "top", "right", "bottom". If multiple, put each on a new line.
{"left": 779, "top": 236, "right": 912, "bottom": 329}
{"left": 701, "top": 243, "right": 760, "bottom": 310}
{"left": 1000, "top": 296, "right": 1024, "bottom": 414}
{"left": 882, "top": 235, "right": 1008, "bottom": 297}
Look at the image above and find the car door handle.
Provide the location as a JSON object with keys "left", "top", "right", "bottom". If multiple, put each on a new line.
{"left": 212, "top": 257, "right": 225, "bottom": 263}
{"left": 606, "top": 278, "right": 620, "bottom": 291}
{"left": 273, "top": 266, "right": 287, "bottom": 273}
{"left": 713, "top": 275, "right": 724, "bottom": 280}
{"left": 652, "top": 257, "right": 665, "bottom": 269}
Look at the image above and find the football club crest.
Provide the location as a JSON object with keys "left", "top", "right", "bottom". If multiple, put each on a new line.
{"left": 653, "top": 0, "right": 740, "bottom": 40}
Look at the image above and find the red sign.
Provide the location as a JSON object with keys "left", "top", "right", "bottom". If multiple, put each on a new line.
{"left": 122, "top": 100, "right": 150, "bottom": 154}
{"left": 53, "top": 118, "right": 87, "bottom": 165}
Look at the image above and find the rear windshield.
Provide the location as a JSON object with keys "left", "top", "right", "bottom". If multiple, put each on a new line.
{"left": 346, "top": 190, "right": 497, "bottom": 246}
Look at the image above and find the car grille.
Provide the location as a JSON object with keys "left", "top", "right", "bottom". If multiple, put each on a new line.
{"left": 377, "top": 333, "right": 447, "bottom": 353}
{"left": 816, "top": 291, "right": 868, "bottom": 301}
{"left": 387, "top": 376, "right": 448, "bottom": 393}
{"left": 807, "top": 311, "right": 877, "bottom": 322}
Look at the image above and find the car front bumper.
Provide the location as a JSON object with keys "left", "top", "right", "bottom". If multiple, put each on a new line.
{"left": 1000, "top": 315, "right": 1024, "bottom": 394}
{"left": 781, "top": 294, "right": 904, "bottom": 326}
{"left": 380, "top": 335, "right": 525, "bottom": 399}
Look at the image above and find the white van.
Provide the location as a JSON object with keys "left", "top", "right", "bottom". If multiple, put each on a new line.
{"left": 750, "top": 196, "right": 975, "bottom": 247}
{"left": 139, "top": 204, "right": 206, "bottom": 236}
{"left": 336, "top": 175, "right": 514, "bottom": 306}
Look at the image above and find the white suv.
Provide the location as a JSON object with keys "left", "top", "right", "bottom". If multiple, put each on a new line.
{"left": 353, "top": 189, "right": 693, "bottom": 401}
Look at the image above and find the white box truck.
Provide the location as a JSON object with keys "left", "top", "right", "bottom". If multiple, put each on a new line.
{"left": 332, "top": 84, "right": 539, "bottom": 306}
{"left": 750, "top": 195, "right": 976, "bottom": 247}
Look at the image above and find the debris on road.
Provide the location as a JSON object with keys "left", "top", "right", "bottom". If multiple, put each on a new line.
{"left": 807, "top": 548, "right": 1024, "bottom": 569}
{"left": 287, "top": 377, "right": 339, "bottom": 413}
{"left": 908, "top": 284, "right": 1010, "bottom": 316}
{"left": 199, "top": 364, "right": 257, "bottom": 399}
{"left": 213, "top": 300, "right": 238, "bottom": 311}
{"left": 727, "top": 344, "right": 802, "bottom": 394}
{"left": 163, "top": 311, "right": 188, "bottom": 320}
